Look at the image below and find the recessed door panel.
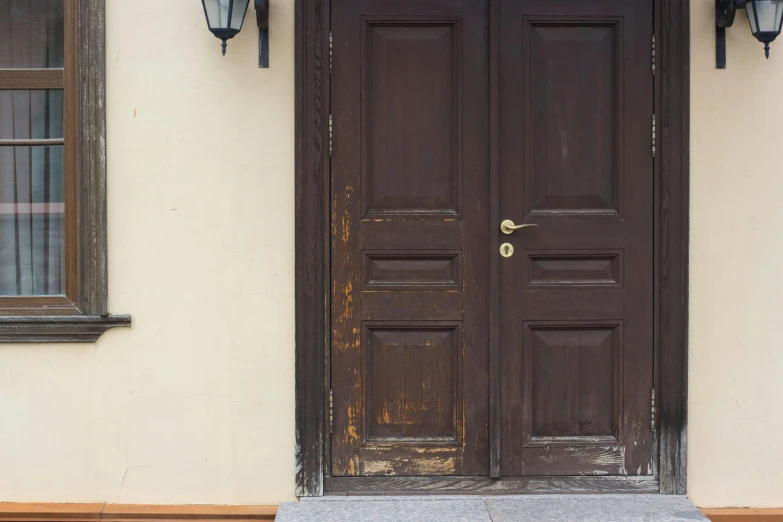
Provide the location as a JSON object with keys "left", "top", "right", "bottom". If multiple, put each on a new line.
{"left": 366, "top": 325, "right": 460, "bottom": 441}
{"left": 528, "top": 251, "right": 621, "bottom": 286}
{"left": 528, "top": 23, "right": 620, "bottom": 213}
{"left": 364, "top": 23, "right": 459, "bottom": 217}
{"left": 527, "top": 324, "right": 619, "bottom": 440}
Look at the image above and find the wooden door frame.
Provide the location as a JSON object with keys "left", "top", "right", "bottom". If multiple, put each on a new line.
{"left": 294, "top": 0, "right": 689, "bottom": 497}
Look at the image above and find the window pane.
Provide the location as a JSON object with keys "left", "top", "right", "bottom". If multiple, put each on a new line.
{"left": 0, "top": 0, "right": 64, "bottom": 68}
{"left": 0, "top": 90, "right": 63, "bottom": 139}
{"left": 0, "top": 145, "right": 64, "bottom": 296}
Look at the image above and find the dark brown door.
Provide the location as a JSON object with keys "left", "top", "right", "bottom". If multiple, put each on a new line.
{"left": 330, "top": 0, "right": 654, "bottom": 479}
{"left": 498, "top": 0, "right": 654, "bottom": 476}
{"left": 330, "top": 0, "right": 490, "bottom": 476}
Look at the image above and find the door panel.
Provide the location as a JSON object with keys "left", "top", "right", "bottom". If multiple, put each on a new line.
{"left": 363, "top": 23, "right": 458, "bottom": 216}
{"left": 366, "top": 325, "right": 459, "bottom": 440}
{"left": 498, "top": 0, "right": 654, "bottom": 476}
{"left": 528, "top": 23, "right": 620, "bottom": 213}
{"left": 330, "top": 0, "right": 489, "bottom": 477}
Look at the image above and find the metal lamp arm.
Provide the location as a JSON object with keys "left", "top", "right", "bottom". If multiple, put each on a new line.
{"left": 716, "top": 0, "right": 749, "bottom": 67}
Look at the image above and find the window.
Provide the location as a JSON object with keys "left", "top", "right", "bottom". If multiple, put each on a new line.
{"left": 0, "top": 0, "right": 129, "bottom": 342}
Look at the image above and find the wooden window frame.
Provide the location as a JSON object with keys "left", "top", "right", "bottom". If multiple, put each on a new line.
{"left": 0, "top": 0, "right": 130, "bottom": 342}
{"left": 294, "top": 0, "right": 689, "bottom": 496}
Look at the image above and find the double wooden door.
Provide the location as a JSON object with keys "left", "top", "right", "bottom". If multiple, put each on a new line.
{"left": 330, "top": 0, "right": 654, "bottom": 479}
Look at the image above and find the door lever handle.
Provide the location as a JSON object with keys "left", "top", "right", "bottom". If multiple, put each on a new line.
{"left": 500, "top": 219, "right": 538, "bottom": 235}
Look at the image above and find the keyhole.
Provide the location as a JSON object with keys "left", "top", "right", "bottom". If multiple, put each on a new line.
{"left": 500, "top": 243, "right": 514, "bottom": 258}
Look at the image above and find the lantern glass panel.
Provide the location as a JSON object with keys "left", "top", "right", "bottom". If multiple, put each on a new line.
{"left": 747, "top": 1, "right": 758, "bottom": 33}
{"left": 230, "top": 0, "right": 250, "bottom": 30}
{"left": 203, "top": 0, "right": 249, "bottom": 31}
{"left": 202, "top": 0, "right": 222, "bottom": 29}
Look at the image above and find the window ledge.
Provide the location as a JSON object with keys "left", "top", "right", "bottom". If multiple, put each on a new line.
{"left": 0, "top": 315, "right": 131, "bottom": 343}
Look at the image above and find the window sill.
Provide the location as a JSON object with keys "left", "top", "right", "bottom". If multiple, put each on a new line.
{"left": 0, "top": 315, "right": 131, "bottom": 343}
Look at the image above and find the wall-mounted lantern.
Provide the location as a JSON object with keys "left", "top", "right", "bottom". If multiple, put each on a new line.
{"left": 717, "top": 0, "right": 783, "bottom": 68}
{"left": 201, "top": 0, "right": 250, "bottom": 56}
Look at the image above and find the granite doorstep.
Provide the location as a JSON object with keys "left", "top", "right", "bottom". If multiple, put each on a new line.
{"left": 276, "top": 498, "right": 491, "bottom": 522}
{"left": 277, "top": 494, "right": 707, "bottom": 521}
{"left": 484, "top": 495, "right": 707, "bottom": 522}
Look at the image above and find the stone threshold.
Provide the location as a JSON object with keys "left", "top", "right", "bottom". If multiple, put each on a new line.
{"left": 278, "top": 494, "right": 707, "bottom": 521}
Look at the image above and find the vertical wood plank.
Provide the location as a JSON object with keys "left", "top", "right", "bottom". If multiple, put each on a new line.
{"left": 64, "top": 0, "right": 81, "bottom": 308}
{"left": 79, "top": 0, "right": 108, "bottom": 315}
{"left": 295, "top": 0, "right": 326, "bottom": 497}
{"left": 658, "top": 0, "right": 689, "bottom": 495}
{"left": 488, "top": 0, "right": 501, "bottom": 480}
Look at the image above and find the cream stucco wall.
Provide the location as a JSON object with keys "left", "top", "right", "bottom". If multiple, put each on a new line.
{"left": 0, "top": 0, "right": 297, "bottom": 505}
{"left": 1, "top": 0, "right": 783, "bottom": 509}
{"left": 689, "top": 0, "right": 783, "bottom": 509}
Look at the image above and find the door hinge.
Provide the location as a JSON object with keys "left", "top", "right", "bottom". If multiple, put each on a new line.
{"left": 329, "top": 31, "right": 333, "bottom": 74}
{"left": 651, "top": 114, "right": 656, "bottom": 158}
{"left": 651, "top": 387, "right": 656, "bottom": 432}
{"left": 329, "top": 389, "right": 334, "bottom": 433}
{"left": 329, "top": 113, "right": 333, "bottom": 158}
{"left": 652, "top": 34, "right": 656, "bottom": 75}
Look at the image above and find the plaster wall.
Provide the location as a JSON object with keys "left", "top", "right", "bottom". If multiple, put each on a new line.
{"left": 0, "top": 0, "right": 297, "bottom": 504}
{"left": 688, "top": 0, "right": 783, "bottom": 508}
{"left": 0, "top": 0, "right": 781, "bottom": 509}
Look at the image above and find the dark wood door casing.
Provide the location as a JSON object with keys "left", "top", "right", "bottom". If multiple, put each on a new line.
{"left": 294, "top": 0, "right": 690, "bottom": 496}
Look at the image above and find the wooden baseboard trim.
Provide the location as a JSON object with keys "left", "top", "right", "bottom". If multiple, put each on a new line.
{"left": 701, "top": 508, "right": 783, "bottom": 521}
{"left": 0, "top": 503, "right": 277, "bottom": 521}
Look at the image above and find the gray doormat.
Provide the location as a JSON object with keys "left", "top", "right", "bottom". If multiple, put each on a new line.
{"left": 276, "top": 494, "right": 707, "bottom": 522}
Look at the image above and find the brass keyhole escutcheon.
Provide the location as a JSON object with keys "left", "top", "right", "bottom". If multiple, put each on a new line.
{"left": 500, "top": 243, "right": 514, "bottom": 258}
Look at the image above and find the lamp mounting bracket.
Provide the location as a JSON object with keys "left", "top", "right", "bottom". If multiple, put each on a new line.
{"left": 255, "top": 0, "right": 270, "bottom": 68}
{"left": 255, "top": 0, "right": 269, "bottom": 29}
{"left": 716, "top": 0, "right": 747, "bottom": 29}
{"left": 717, "top": 0, "right": 749, "bottom": 68}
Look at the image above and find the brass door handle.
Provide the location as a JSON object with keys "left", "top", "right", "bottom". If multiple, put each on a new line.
{"left": 500, "top": 219, "right": 538, "bottom": 235}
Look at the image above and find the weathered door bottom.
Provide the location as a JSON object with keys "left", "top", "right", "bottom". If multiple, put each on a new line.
{"left": 323, "top": 476, "right": 660, "bottom": 496}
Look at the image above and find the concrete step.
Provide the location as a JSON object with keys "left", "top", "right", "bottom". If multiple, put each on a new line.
{"left": 276, "top": 494, "right": 707, "bottom": 521}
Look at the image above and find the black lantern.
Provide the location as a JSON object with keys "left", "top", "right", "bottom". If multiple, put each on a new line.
{"left": 745, "top": 0, "right": 783, "bottom": 57}
{"left": 202, "top": 0, "right": 250, "bottom": 55}
{"left": 716, "top": 0, "right": 783, "bottom": 67}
